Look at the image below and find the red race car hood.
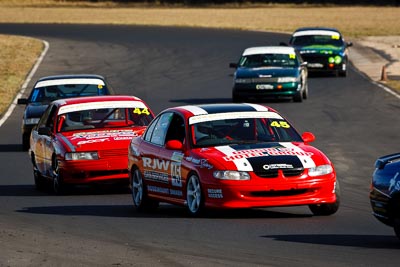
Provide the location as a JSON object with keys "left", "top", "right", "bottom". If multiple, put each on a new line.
{"left": 191, "top": 142, "right": 328, "bottom": 172}
{"left": 58, "top": 127, "right": 146, "bottom": 152}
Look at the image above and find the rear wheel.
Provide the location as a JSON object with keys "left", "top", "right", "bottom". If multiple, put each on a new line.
{"left": 131, "top": 168, "right": 158, "bottom": 211}
{"left": 309, "top": 180, "right": 341, "bottom": 216}
{"left": 186, "top": 174, "right": 204, "bottom": 216}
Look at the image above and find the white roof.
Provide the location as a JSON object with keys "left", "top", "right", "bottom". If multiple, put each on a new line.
{"left": 35, "top": 78, "right": 105, "bottom": 88}
{"left": 58, "top": 101, "right": 147, "bottom": 115}
{"left": 293, "top": 30, "right": 340, "bottom": 37}
{"left": 242, "top": 46, "right": 296, "bottom": 56}
{"left": 189, "top": 111, "right": 283, "bottom": 125}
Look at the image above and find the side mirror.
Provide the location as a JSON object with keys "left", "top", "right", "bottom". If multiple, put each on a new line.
{"left": 229, "top": 63, "right": 238, "bottom": 68}
{"left": 302, "top": 132, "right": 315, "bottom": 143}
{"left": 165, "top": 140, "right": 183, "bottom": 151}
{"left": 38, "top": 126, "right": 52, "bottom": 136}
{"left": 17, "top": 98, "right": 28, "bottom": 105}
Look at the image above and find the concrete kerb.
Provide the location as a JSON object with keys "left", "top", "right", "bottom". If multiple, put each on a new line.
{"left": 350, "top": 40, "right": 400, "bottom": 100}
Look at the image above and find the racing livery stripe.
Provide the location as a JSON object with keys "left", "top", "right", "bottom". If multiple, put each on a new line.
{"left": 35, "top": 78, "right": 105, "bottom": 88}
{"left": 244, "top": 103, "right": 269, "bottom": 111}
{"left": 179, "top": 105, "right": 208, "bottom": 116}
{"left": 189, "top": 111, "right": 282, "bottom": 125}
{"left": 58, "top": 101, "right": 147, "bottom": 115}
{"left": 293, "top": 30, "right": 340, "bottom": 37}
{"left": 215, "top": 146, "right": 254, "bottom": 172}
{"left": 197, "top": 104, "right": 258, "bottom": 114}
{"left": 279, "top": 142, "right": 316, "bottom": 168}
{"left": 58, "top": 135, "right": 76, "bottom": 152}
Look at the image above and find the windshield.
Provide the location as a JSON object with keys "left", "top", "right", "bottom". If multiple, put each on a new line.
{"left": 191, "top": 117, "right": 302, "bottom": 147}
{"left": 291, "top": 35, "right": 344, "bottom": 47}
{"left": 57, "top": 107, "right": 153, "bottom": 132}
{"left": 239, "top": 53, "right": 299, "bottom": 68}
{"left": 29, "top": 83, "right": 108, "bottom": 103}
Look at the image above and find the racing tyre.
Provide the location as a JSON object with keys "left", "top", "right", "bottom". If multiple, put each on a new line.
{"left": 394, "top": 217, "right": 400, "bottom": 240}
{"left": 52, "top": 157, "right": 65, "bottom": 195}
{"left": 293, "top": 91, "right": 303, "bottom": 103}
{"left": 186, "top": 173, "right": 204, "bottom": 216}
{"left": 22, "top": 135, "right": 29, "bottom": 151}
{"left": 232, "top": 93, "right": 241, "bottom": 103}
{"left": 131, "top": 168, "right": 159, "bottom": 211}
{"left": 309, "top": 180, "right": 341, "bottom": 216}
{"left": 339, "top": 61, "right": 348, "bottom": 77}
{"left": 33, "top": 169, "right": 47, "bottom": 191}
{"left": 302, "top": 81, "right": 309, "bottom": 100}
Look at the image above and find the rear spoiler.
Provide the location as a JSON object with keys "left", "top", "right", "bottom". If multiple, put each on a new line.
{"left": 375, "top": 153, "right": 400, "bottom": 169}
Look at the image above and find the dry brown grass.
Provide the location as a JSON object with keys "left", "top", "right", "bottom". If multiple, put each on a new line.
{"left": 0, "top": 2, "right": 399, "bottom": 37}
{"left": 0, "top": 35, "right": 43, "bottom": 115}
{"left": 0, "top": 1, "right": 400, "bottom": 116}
{"left": 386, "top": 80, "right": 400, "bottom": 94}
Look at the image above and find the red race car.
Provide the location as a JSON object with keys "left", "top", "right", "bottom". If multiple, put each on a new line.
{"left": 30, "top": 95, "right": 154, "bottom": 193}
{"left": 128, "top": 103, "right": 340, "bottom": 216}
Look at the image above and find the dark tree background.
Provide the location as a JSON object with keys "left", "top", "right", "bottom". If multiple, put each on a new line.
{"left": 69, "top": 0, "right": 400, "bottom": 6}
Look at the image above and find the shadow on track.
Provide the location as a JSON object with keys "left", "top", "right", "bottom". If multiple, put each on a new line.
{"left": 17, "top": 204, "right": 312, "bottom": 219}
{"left": 170, "top": 98, "right": 294, "bottom": 105}
{"left": 0, "top": 144, "right": 23, "bottom": 152}
{"left": 0, "top": 184, "right": 130, "bottom": 196}
{"left": 263, "top": 234, "right": 400, "bottom": 249}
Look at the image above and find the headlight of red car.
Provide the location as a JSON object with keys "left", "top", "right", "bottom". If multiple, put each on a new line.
{"left": 213, "top": 171, "right": 250, "bottom": 180}
{"left": 308, "top": 164, "right": 333, "bottom": 177}
{"left": 65, "top": 152, "right": 99, "bottom": 161}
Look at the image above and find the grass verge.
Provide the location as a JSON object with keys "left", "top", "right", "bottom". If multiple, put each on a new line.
{"left": 0, "top": 35, "right": 43, "bottom": 116}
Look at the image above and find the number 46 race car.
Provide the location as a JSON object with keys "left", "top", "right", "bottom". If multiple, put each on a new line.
{"left": 128, "top": 103, "right": 340, "bottom": 216}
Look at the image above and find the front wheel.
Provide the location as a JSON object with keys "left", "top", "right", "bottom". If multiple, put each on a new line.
{"left": 302, "top": 81, "right": 309, "bottom": 99}
{"left": 131, "top": 168, "right": 158, "bottom": 212}
{"left": 309, "top": 180, "right": 341, "bottom": 216}
{"left": 186, "top": 174, "right": 204, "bottom": 216}
{"left": 22, "top": 135, "right": 30, "bottom": 151}
{"left": 293, "top": 91, "right": 303, "bottom": 102}
{"left": 394, "top": 217, "right": 400, "bottom": 240}
{"left": 52, "top": 157, "right": 65, "bottom": 195}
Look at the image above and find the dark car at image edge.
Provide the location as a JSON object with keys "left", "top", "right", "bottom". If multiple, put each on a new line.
{"left": 370, "top": 153, "right": 400, "bottom": 240}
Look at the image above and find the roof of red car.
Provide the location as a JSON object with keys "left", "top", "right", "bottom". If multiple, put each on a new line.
{"left": 52, "top": 95, "right": 145, "bottom": 107}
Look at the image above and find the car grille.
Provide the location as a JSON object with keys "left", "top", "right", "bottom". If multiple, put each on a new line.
{"left": 251, "top": 188, "right": 310, "bottom": 197}
{"left": 99, "top": 148, "right": 128, "bottom": 158}
{"left": 254, "top": 168, "right": 304, "bottom": 178}
{"left": 239, "top": 77, "right": 278, "bottom": 83}
{"left": 301, "top": 54, "right": 328, "bottom": 63}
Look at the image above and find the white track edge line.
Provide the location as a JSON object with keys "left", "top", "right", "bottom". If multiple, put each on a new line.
{"left": 0, "top": 39, "right": 49, "bottom": 127}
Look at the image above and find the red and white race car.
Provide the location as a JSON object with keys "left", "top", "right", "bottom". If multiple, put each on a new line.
{"left": 30, "top": 95, "right": 154, "bottom": 193}
{"left": 128, "top": 103, "right": 340, "bottom": 216}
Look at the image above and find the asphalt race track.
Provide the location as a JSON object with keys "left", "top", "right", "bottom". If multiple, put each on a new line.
{"left": 0, "top": 24, "right": 399, "bottom": 266}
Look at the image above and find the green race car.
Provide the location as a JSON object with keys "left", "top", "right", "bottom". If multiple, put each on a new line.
{"left": 288, "top": 27, "right": 352, "bottom": 77}
{"left": 230, "top": 46, "right": 308, "bottom": 103}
